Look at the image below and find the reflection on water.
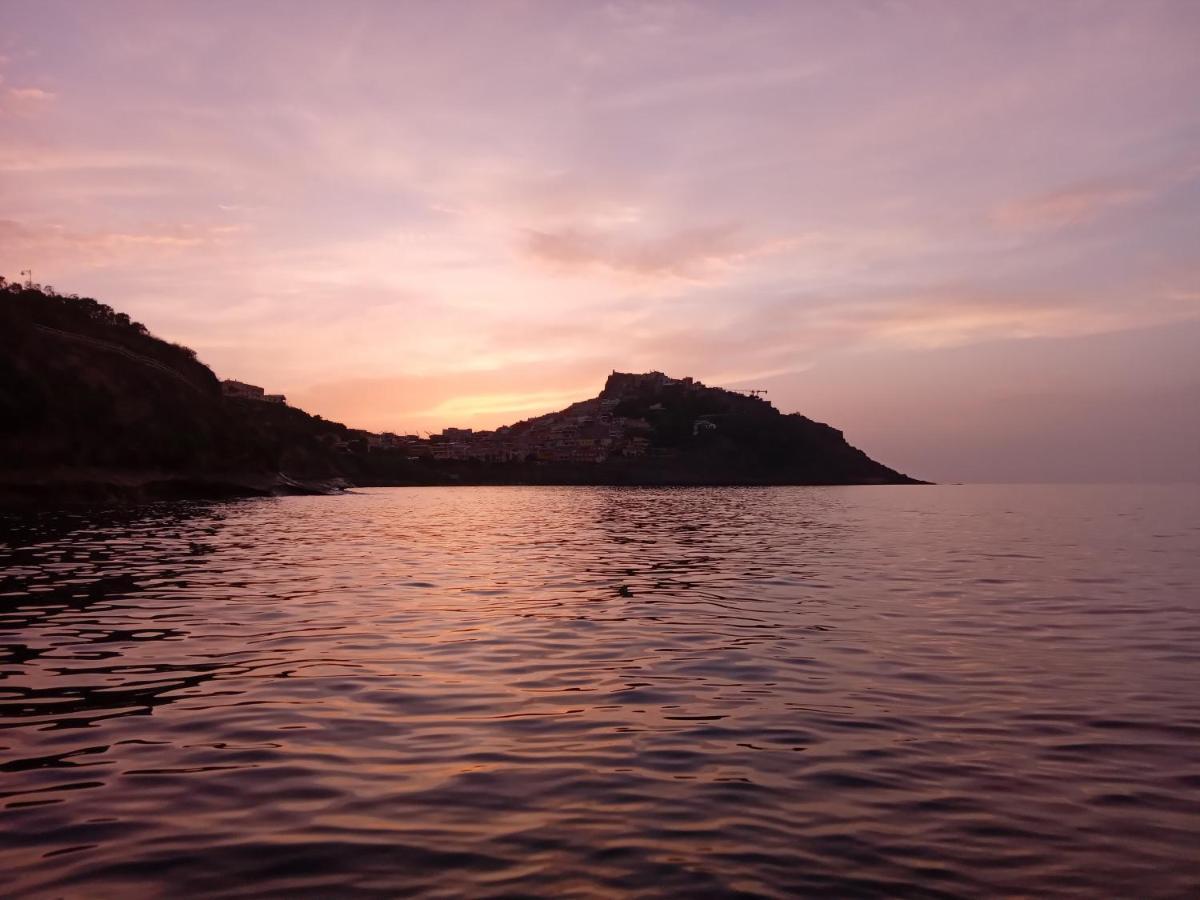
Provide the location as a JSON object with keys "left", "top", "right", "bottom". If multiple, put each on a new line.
{"left": 1, "top": 485, "right": 1198, "bottom": 897}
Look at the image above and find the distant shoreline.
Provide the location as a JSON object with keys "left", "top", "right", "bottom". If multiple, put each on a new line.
{"left": 0, "top": 464, "right": 929, "bottom": 507}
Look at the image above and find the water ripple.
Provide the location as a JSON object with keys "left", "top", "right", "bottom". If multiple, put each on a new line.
{"left": 1, "top": 485, "right": 1198, "bottom": 897}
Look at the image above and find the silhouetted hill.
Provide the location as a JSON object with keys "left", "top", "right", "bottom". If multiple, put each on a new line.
{"left": 350, "top": 372, "right": 921, "bottom": 486}
{"left": 0, "top": 279, "right": 921, "bottom": 502}
{"left": 597, "top": 371, "right": 914, "bottom": 484}
{"left": 0, "top": 281, "right": 353, "bottom": 501}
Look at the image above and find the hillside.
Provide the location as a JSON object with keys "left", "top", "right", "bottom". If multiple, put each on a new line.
{"left": 0, "top": 279, "right": 921, "bottom": 502}
{"left": 0, "top": 281, "right": 355, "bottom": 502}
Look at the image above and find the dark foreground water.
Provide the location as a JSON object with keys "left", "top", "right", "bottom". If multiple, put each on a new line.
{"left": 1, "top": 486, "right": 1198, "bottom": 898}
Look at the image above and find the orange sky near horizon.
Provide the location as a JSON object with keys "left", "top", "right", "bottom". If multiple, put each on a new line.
{"left": 2, "top": 1, "right": 1198, "bottom": 482}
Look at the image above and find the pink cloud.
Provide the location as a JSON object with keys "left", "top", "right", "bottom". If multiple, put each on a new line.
{"left": 7, "top": 86, "right": 54, "bottom": 102}
{"left": 0, "top": 219, "right": 243, "bottom": 268}
{"left": 522, "top": 224, "right": 780, "bottom": 281}
{"left": 992, "top": 181, "right": 1149, "bottom": 232}
{"left": 0, "top": 85, "right": 56, "bottom": 116}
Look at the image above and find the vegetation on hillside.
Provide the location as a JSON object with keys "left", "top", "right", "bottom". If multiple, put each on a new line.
{"left": 0, "top": 277, "right": 214, "bottom": 390}
{"left": 0, "top": 278, "right": 349, "bottom": 481}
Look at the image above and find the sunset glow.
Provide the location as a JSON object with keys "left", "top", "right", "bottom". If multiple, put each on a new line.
{"left": 3, "top": 1, "right": 1198, "bottom": 481}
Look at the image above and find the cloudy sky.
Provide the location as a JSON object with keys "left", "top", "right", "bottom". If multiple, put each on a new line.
{"left": 2, "top": 0, "right": 1198, "bottom": 482}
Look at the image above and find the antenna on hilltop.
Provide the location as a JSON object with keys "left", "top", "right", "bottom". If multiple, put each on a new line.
{"left": 20, "top": 269, "right": 33, "bottom": 288}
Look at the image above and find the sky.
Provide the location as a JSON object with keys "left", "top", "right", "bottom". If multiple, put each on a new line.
{"left": 2, "top": 0, "right": 1198, "bottom": 483}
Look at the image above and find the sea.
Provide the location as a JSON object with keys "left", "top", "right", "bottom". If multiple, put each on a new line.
{"left": 1, "top": 485, "right": 1198, "bottom": 898}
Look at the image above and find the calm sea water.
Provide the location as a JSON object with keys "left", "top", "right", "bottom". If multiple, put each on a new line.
{"left": 1, "top": 485, "right": 1198, "bottom": 898}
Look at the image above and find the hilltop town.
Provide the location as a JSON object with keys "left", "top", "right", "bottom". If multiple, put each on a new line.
{"left": 221, "top": 370, "right": 686, "bottom": 464}
{"left": 218, "top": 368, "right": 914, "bottom": 487}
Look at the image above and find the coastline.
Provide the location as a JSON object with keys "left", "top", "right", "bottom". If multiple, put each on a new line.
{"left": 0, "top": 469, "right": 351, "bottom": 507}
{"left": 0, "top": 463, "right": 927, "bottom": 507}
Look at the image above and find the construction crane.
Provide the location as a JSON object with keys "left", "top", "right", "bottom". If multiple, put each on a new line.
{"left": 727, "top": 388, "right": 769, "bottom": 397}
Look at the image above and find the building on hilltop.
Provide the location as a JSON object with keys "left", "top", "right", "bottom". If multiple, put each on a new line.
{"left": 221, "top": 380, "right": 265, "bottom": 400}
{"left": 221, "top": 380, "right": 286, "bottom": 404}
{"left": 601, "top": 371, "right": 665, "bottom": 400}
